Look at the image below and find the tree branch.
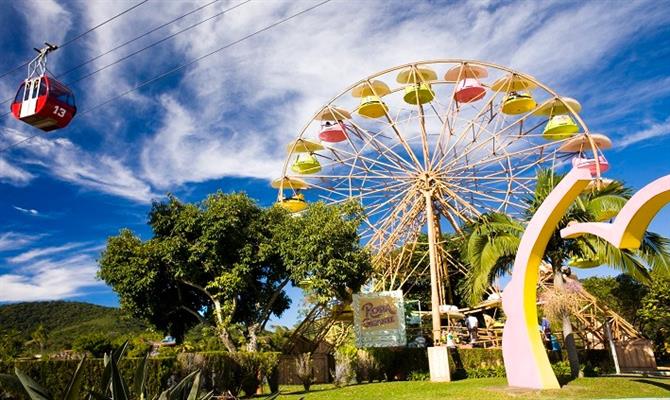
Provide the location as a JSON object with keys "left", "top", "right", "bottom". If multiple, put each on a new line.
{"left": 259, "top": 277, "right": 291, "bottom": 331}
{"left": 180, "top": 279, "right": 217, "bottom": 303}
{"left": 180, "top": 305, "right": 208, "bottom": 325}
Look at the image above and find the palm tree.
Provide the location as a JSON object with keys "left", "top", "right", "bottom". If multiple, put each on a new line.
{"left": 459, "top": 169, "right": 670, "bottom": 378}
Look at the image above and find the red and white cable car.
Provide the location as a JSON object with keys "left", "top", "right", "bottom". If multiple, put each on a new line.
{"left": 10, "top": 43, "right": 76, "bottom": 132}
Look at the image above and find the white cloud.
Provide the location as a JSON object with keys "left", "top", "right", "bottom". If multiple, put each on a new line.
{"left": 0, "top": 157, "right": 33, "bottom": 185}
{"left": 138, "top": 0, "right": 670, "bottom": 188}
{"left": 7, "top": 242, "right": 87, "bottom": 264}
{"left": 0, "top": 254, "right": 102, "bottom": 302}
{"left": 0, "top": 232, "right": 42, "bottom": 252}
{"left": 616, "top": 118, "right": 670, "bottom": 150}
{"left": 3, "top": 0, "right": 670, "bottom": 200}
{"left": 0, "top": 127, "right": 157, "bottom": 203}
{"left": 12, "top": 205, "right": 39, "bottom": 216}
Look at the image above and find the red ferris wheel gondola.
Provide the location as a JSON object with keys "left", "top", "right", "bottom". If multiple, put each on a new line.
{"left": 10, "top": 43, "right": 76, "bottom": 132}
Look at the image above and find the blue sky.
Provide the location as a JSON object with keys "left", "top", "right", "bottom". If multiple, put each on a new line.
{"left": 0, "top": 0, "right": 669, "bottom": 328}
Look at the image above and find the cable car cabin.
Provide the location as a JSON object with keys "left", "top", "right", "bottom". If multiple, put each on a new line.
{"left": 11, "top": 76, "right": 76, "bottom": 131}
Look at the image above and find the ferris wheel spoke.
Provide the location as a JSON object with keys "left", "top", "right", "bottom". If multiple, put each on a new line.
{"left": 445, "top": 182, "right": 528, "bottom": 210}
{"left": 346, "top": 123, "right": 419, "bottom": 172}
{"left": 433, "top": 80, "right": 507, "bottom": 169}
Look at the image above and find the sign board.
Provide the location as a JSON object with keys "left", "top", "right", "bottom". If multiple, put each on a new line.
{"left": 353, "top": 290, "right": 406, "bottom": 347}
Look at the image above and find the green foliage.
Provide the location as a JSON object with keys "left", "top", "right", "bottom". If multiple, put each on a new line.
{"left": 10, "top": 350, "right": 209, "bottom": 400}
{"left": 271, "top": 200, "right": 372, "bottom": 302}
{"left": 0, "top": 330, "right": 24, "bottom": 361}
{"left": 465, "top": 365, "right": 506, "bottom": 378}
{"left": 638, "top": 272, "right": 670, "bottom": 361}
{"left": 581, "top": 274, "right": 648, "bottom": 327}
{"left": 406, "top": 370, "right": 429, "bottom": 381}
{"left": 99, "top": 193, "right": 371, "bottom": 352}
{"left": 0, "top": 301, "right": 150, "bottom": 356}
{"left": 181, "top": 325, "right": 227, "bottom": 353}
{"left": 332, "top": 349, "right": 355, "bottom": 387}
{"left": 73, "top": 334, "right": 115, "bottom": 358}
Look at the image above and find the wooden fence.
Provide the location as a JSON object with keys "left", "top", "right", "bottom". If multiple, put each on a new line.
{"left": 277, "top": 353, "right": 334, "bottom": 385}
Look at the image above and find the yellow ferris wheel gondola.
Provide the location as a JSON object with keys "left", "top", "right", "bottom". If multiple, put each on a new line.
{"left": 271, "top": 176, "right": 309, "bottom": 190}
{"left": 352, "top": 80, "right": 391, "bottom": 119}
{"left": 286, "top": 138, "right": 324, "bottom": 154}
{"left": 278, "top": 193, "right": 308, "bottom": 213}
{"left": 491, "top": 74, "right": 538, "bottom": 115}
{"left": 397, "top": 66, "right": 437, "bottom": 105}
{"left": 533, "top": 97, "right": 582, "bottom": 141}
{"left": 291, "top": 153, "right": 321, "bottom": 175}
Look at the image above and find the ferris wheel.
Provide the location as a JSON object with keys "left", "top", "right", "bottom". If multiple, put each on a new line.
{"left": 272, "top": 60, "right": 610, "bottom": 339}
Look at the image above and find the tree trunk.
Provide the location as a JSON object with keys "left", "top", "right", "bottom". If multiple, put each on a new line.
{"left": 213, "top": 299, "right": 237, "bottom": 352}
{"left": 247, "top": 324, "right": 259, "bottom": 352}
{"left": 553, "top": 268, "right": 580, "bottom": 378}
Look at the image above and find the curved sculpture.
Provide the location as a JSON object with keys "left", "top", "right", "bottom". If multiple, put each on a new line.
{"left": 561, "top": 175, "right": 670, "bottom": 249}
{"left": 502, "top": 166, "right": 593, "bottom": 389}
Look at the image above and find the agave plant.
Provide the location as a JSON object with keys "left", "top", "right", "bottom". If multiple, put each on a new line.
{"left": 2, "top": 341, "right": 212, "bottom": 400}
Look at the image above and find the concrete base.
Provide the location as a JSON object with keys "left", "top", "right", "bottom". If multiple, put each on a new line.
{"left": 428, "top": 346, "right": 451, "bottom": 382}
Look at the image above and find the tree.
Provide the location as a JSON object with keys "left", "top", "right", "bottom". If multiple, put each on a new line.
{"left": 581, "top": 274, "right": 648, "bottom": 328}
{"left": 0, "top": 329, "right": 23, "bottom": 361}
{"left": 459, "top": 169, "right": 670, "bottom": 378}
{"left": 638, "top": 271, "right": 670, "bottom": 362}
{"left": 72, "top": 332, "right": 114, "bottom": 358}
{"left": 99, "top": 192, "right": 371, "bottom": 352}
{"left": 30, "top": 324, "right": 48, "bottom": 354}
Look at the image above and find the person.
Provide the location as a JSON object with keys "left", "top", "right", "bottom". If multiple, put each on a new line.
{"left": 541, "top": 317, "right": 552, "bottom": 348}
{"left": 549, "top": 334, "right": 562, "bottom": 362}
{"left": 465, "top": 315, "right": 479, "bottom": 344}
{"left": 445, "top": 330, "right": 455, "bottom": 347}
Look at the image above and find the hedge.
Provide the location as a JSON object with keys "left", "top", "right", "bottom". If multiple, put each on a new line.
{"left": 355, "top": 347, "right": 613, "bottom": 381}
{"left": 0, "top": 351, "right": 280, "bottom": 399}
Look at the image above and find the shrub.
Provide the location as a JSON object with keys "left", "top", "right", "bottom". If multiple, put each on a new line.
{"left": 232, "top": 351, "right": 280, "bottom": 397}
{"left": 353, "top": 350, "right": 381, "bottom": 383}
{"left": 72, "top": 333, "right": 114, "bottom": 358}
{"left": 332, "top": 349, "right": 355, "bottom": 387}
{"left": 552, "top": 360, "right": 572, "bottom": 383}
{"left": 295, "top": 353, "right": 314, "bottom": 392}
{"left": 407, "top": 371, "right": 430, "bottom": 381}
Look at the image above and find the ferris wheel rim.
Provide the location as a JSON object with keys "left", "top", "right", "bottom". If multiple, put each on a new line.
{"left": 278, "top": 59, "right": 601, "bottom": 194}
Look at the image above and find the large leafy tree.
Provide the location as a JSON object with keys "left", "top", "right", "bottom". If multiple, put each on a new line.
{"left": 98, "top": 192, "right": 371, "bottom": 352}
{"left": 581, "top": 274, "right": 648, "bottom": 328}
{"left": 459, "top": 169, "right": 670, "bottom": 378}
{"left": 638, "top": 271, "right": 670, "bottom": 362}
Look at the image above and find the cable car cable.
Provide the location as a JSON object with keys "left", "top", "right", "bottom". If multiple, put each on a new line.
{"left": 56, "top": 0, "right": 221, "bottom": 79}
{"left": 0, "top": 0, "right": 244, "bottom": 110}
{"left": 0, "top": 0, "right": 332, "bottom": 154}
{"left": 0, "top": 0, "right": 150, "bottom": 81}
{"left": 78, "top": 0, "right": 331, "bottom": 117}
{"left": 65, "top": 0, "right": 250, "bottom": 85}
{"left": 58, "top": 0, "right": 150, "bottom": 49}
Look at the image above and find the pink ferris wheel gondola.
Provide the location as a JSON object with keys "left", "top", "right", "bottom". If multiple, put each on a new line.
{"left": 319, "top": 121, "right": 347, "bottom": 142}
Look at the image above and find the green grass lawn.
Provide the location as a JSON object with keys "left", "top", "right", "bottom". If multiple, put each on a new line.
{"left": 275, "top": 377, "right": 670, "bottom": 399}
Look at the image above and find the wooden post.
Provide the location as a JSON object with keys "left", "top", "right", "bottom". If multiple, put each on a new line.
{"left": 424, "top": 189, "right": 442, "bottom": 344}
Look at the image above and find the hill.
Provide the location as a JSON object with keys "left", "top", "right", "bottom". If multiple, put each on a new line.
{"left": 0, "top": 301, "right": 151, "bottom": 351}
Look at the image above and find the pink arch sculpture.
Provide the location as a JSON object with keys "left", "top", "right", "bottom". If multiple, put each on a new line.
{"left": 503, "top": 164, "right": 670, "bottom": 389}
{"left": 502, "top": 166, "right": 593, "bottom": 389}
